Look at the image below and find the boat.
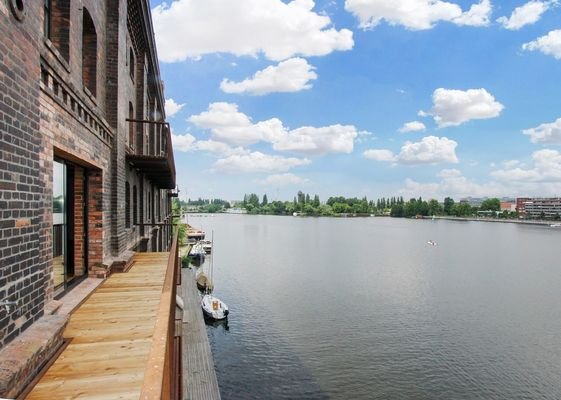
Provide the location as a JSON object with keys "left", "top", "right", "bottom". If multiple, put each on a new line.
{"left": 427, "top": 240, "right": 437, "bottom": 246}
{"left": 550, "top": 223, "right": 561, "bottom": 228}
{"left": 187, "top": 227, "right": 205, "bottom": 240}
{"left": 196, "top": 272, "right": 214, "bottom": 292}
{"left": 199, "top": 239, "right": 212, "bottom": 254}
{"left": 189, "top": 242, "right": 206, "bottom": 259}
{"left": 201, "top": 294, "right": 229, "bottom": 320}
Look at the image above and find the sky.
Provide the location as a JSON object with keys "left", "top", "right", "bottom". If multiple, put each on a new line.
{"left": 150, "top": 0, "right": 561, "bottom": 202}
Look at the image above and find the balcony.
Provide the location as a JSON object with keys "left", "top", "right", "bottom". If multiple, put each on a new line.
{"left": 126, "top": 119, "right": 176, "bottom": 189}
{"left": 26, "top": 234, "right": 182, "bottom": 399}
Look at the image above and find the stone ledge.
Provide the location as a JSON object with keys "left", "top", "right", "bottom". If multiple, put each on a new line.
{"left": 0, "top": 315, "right": 68, "bottom": 398}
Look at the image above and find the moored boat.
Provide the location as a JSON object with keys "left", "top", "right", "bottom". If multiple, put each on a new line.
{"left": 189, "top": 242, "right": 206, "bottom": 259}
{"left": 201, "top": 294, "right": 229, "bottom": 320}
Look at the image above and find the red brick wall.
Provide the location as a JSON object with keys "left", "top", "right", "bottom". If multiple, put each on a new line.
{"left": 74, "top": 167, "right": 85, "bottom": 277}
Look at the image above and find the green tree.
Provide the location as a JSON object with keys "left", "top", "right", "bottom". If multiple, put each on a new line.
{"left": 262, "top": 194, "right": 268, "bottom": 206}
{"left": 312, "top": 194, "right": 320, "bottom": 208}
{"left": 428, "top": 199, "right": 441, "bottom": 215}
{"left": 443, "top": 197, "right": 455, "bottom": 215}
{"left": 480, "top": 198, "right": 500, "bottom": 211}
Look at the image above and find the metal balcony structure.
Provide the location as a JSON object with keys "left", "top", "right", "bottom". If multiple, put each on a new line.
{"left": 126, "top": 118, "right": 176, "bottom": 189}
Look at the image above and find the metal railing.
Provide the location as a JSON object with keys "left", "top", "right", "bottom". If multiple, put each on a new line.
{"left": 140, "top": 231, "right": 181, "bottom": 399}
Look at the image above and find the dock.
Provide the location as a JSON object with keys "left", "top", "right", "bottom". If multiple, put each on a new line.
{"left": 181, "top": 268, "right": 221, "bottom": 400}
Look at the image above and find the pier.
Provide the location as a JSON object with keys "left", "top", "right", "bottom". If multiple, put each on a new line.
{"left": 181, "top": 268, "right": 221, "bottom": 400}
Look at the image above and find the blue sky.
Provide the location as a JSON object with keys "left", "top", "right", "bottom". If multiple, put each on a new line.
{"left": 151, "top": 0, "right": 561, "bottom": 202}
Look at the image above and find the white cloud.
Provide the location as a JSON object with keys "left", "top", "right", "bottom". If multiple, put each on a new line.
{"left": 502, "top": 159, "right": 521, "bottom": 169}
{"left": 522, "top": 29, "right": 561, "bottom": 59}
{"left": 172, "top": 133, "right": 248, "bottom": 156}
{"left": 165, "top": 98, "right": 185, "bottom": 117}
{"left": 453, "top": 0, "right": 493, "bottom": 26}
{"left": 421, "top": 88, "right": 504, "bottom": 128}
{"left": 497, "top": 1, "right": 555, "bottom": 30}
{"left": 398, "top": 136, "right": 459, "bottom": 164}
{"left": 523, "top": 117, "right": 561, "bottom": 144}
{"left": 152, "top": 0, "right": 354, "bottom": 62}
{"left": 344, "top": 0, "right": 491, "bottom": 31}
{"left": 171, "top": 133, "right": 196, "bottom": 152}
{"left": 213, "top": 152, "right": 311, "bottom": 173}
{"left": 491, "top": 149, "right": 561, "bottom": 183}
{"left": 363, "top": 136, "right": 459, "bottom": 165}
{"left": 188, "top": 102, "right": 358, "bottom": 154}
{"left": 399, "top": 121, "right": 426, "bottom": 133}
{"left": 220, "top": 58, "right": 318, "bottom": 95}
{"left": 258, "top": 173, "right": 309, "bottom": 186}
{"left": 188, "top": 103, "right": 282, "bottom": 146}
{"left": 273, "top": 125, "right": 357, "bottom": 154}
{"left": 363, "top": 149, "right": 396, "bottom": 162}
{"left": 399, "top": 170, "right": 507, "bottom": 200}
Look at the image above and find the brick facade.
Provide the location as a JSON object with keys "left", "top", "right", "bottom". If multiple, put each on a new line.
{"left": 0, "top": 0, "right": 176, "bottom": 391}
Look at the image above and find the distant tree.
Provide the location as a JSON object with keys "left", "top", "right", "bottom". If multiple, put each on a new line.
{"left": 443, "top": 197, "right": 455, "bottom": 215}
{"left": 390, "top": 203, "right": 404, "bottom": 217}
{"left": 262, "top": 194, "right": 268, "bottom": 206}
{"left": 312, "top": 194, "right": 320, "bottom": 208}
{"left": 305, "top": 193, "right": 310, "bottom": 204}
{"left": 428, "top": 199, "right": 441, "bottom": 215}
{"left": 480, "top": 198, "right": 500, "bottom": 212}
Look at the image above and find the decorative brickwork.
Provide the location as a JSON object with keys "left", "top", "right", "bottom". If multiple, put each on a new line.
{"left": 1, "top": 3, "right": 175, "bottom": 391}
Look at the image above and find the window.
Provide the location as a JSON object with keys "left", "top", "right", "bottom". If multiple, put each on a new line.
{"left": 82, "top": 8, "right": 97, "bottom": 96}
{"left": 129, "top": 47, "right": 135, "bottom": 81}
{"left": 125, "top": 182, "right": 130, "bottom": 228}
{"left": 132, "top": 185, "right": 138, "bottom": 226}
{"left": 44, "top": 0, "right": 70, "bottom": 62}
{"left": 44, "top": 0, "right": 51, "bottom": 38}
{"left": 128, "top": 102, "right": 134, "bottom": 148}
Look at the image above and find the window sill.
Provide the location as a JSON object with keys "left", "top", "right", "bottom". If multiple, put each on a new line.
{"left": 43, "top": 38, "right": 70, "bottom": 73}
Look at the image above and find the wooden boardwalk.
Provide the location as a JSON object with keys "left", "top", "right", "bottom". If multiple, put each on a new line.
{"left": 181, "top": 268, "right": 221, "bottom": 400}
{"left": 26, "top": 253, "right": 170, "bottom": 400}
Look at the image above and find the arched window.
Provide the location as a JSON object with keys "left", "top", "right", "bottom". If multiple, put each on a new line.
{"left": 82, "top": 8, "right": 97, "bottom": 96}
{"left": 128, "top": 102, "right": 134, "bottom": 148}
{"left": 125, "top": 182, "right": 130, "bottom": 228}
{"left": 129, "top": 47, "right": 135, "bottom": 81}
{"left": 44, "top": 0, "right": 70, "bottom": 62}
{"left": 132, "top": 185, "right": 138, "bottom": 226}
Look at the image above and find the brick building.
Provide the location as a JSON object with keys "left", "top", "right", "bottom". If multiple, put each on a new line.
{"left": 1, "top": 0, "right": 176, "bottom": 393}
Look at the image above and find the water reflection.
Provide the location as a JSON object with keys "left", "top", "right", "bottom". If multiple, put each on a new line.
{"left": 204, "top": 314, "right": 230, "bottom": 331}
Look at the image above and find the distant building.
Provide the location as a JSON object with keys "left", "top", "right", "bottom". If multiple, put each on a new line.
{"left": 500, "top": 201, "right": 516, "bottom": 212}
{"left": 459, "top": 197, "right": 487, "bottom": 207}
{"left": 516, "top": 198, "right": 561, "bottom": 219}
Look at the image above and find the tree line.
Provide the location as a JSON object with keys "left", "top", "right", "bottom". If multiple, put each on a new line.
{"left": 176, "top": 194, "right": 527, "bottom": 219}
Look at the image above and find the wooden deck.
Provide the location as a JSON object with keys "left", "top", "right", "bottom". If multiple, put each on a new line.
{"left": 181, "top": 269, "right": 221, "bottom": 400}
{"left": 26, "top": 252, "right": 170, "bottom": 400}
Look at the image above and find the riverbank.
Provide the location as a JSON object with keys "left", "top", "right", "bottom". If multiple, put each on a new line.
{"left": 430, "top": 216, "right": 555, "bottom": 226}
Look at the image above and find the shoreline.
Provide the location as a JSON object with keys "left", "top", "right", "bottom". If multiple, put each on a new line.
{"left": 426, "top": 216, "right": 554, "bottom": 226}
{"left": 187, "top": 212, "right": 558, "bottom": 226}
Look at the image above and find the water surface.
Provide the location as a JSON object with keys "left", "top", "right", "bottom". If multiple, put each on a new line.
{"left": 188, "top": 215, "right": 561, "bottom": 400}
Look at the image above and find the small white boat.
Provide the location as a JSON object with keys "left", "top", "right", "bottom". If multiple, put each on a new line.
{"left": 550, "top": 223, "right": 561, "bottom": 228}
{"left": 189, "top": 242, "right": 206, "bottom": 258}
{"left": 201, "top": 294, "right": 229, "bottom": 320}
{"left": 427, "top": 240, "right": 437, "bottom": 246}
{"left": 199, "top": 239, "right": 212, "bottom": 254}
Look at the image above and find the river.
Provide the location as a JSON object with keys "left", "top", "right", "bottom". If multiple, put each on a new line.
{"left": 187, "top": 214, "right": 561, "bottom": 400}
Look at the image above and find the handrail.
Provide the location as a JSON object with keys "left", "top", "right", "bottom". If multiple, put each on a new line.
{"left": 140, "top": 231, "right": 180, "bottom": 399}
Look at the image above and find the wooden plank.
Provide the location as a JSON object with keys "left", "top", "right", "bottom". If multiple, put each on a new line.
{"left": 181, "top": 269, "right": 221, "bottom": 400}
{"left": 26, "top": 252, "right": 171, "bottom": 400}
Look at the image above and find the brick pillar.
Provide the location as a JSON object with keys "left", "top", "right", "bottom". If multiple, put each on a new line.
{"left": 74, "top": 167, "right": 85, "bottom": 277}
{"left": 87, "top": 170, "right": 105, "bottom": 277}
